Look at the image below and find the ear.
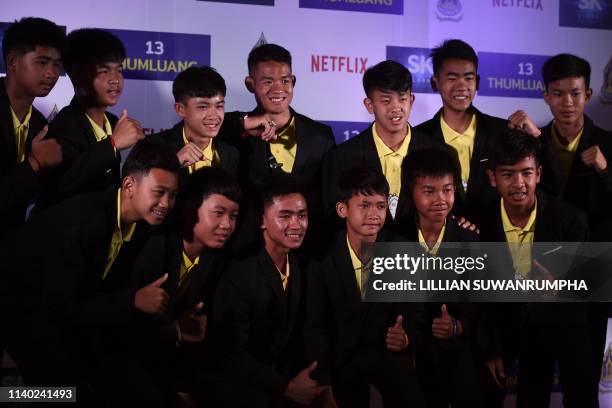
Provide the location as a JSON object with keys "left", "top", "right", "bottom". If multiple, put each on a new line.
{"left": 336, "top": 202, "right": 348, "bottom": 219}
{"left": 363, "top": 97, "right": 374, "bottom": 114}
{"left": 245, "top": 76, "right": 255, "bottom": 93}
{"left": 430, "top": 76, "right": 438, "bottom": 92}
{"left": 6, "top": 53, "right": 18, "bottom": 73}
{"left": 410, "top": 93, "right": 416, "bottom": 105}
{"left": 174, "top": 102, "right": 186, "bottom": 118}
{"left": 475, "top": 74, "right": 481, "bottom": 91}
{"left": 585, "top": 87, "right": 593, "bottom": 103}
{"left": 122, "top": 175, "right": 136, "bottom": 197}
{"left": 536, "top": 165, "right": 542, "bottom": 184}
{"left": 543, "top": 90, "right": 551, "bottom": 106}
{"left": 486, "top": 169, "right": 496, "bottom": 188}
{"left": 291, "top": 75, "right": 296, "bottom": 87}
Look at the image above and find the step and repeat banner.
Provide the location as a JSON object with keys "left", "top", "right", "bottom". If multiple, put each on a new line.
{"left": 1, "top": 0, "right": 611, "bottom": 404}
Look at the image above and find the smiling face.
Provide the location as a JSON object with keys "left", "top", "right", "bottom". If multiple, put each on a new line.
{"left": 433, "top": 58, "right": 478, "bottom": 114}
{"left": 412, "top": 175, "right": 455, "bottom": 225}
{"left": 91, "top": 61, "right": 123, "bottom": 107}
{"left": 364, "top": 89, "right": 414, "bottom": 138}
{"left": 177, "top": 94, "right": 225, "bottom": 143}
{"left": 488, "top": 156, "right": 541, "bottom": 212}
{"left": 192, "top": 193, "right": 239, "bottom": 249}
{"left": 123, "top": 168, "right": 179, "bottom": 225}
{"left": 8, "top": 46, "right": 61, "bottom": 97}
{"left": 337, "top": 193, "right": 387, "bottom": 241}
{"left": 544, "top": 76, "right": 592, "bottom": 129}
{"left": 261, "top": 193, "right": 308, "bottom": 253}
{"left": 248, "top": 61, "right": 294, "bottom": 115}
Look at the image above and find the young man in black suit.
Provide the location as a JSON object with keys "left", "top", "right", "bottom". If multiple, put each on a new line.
{"left": 539, "top": 53, "right": 612, "bottom": 404}
{"left": 415, "top": 39, "right": 541, "bottom": 219}
{"left": 207, "top": 173, "right": 323, "bottom": 407}
{"left": 0, "top": 142, "right": 180, "bottom": 405}
{"left": 39, "top": 28, "right": 144, "bottom": 208}
{"left": 481, "top": 130, "right": 593, "bottom": 408}
{"left": 0, "top": 17, "right": 64, "bottom": 231}
{"left": 402, "top": 146, "right": 482, "bottom": 408}
{"left": 131, "top": 167, "right": 241, "bottom": 405}
{"left": 325, "top": 60, "right": 435, "bottom": 234}
{"left": 217, "top": 43, "right": 335, "bottom": 252}
{"left": 306, "top": 166, "right": 425, "bottom": 408}
{"left": 148, "top": 66, "right": 239, "bottom": 177}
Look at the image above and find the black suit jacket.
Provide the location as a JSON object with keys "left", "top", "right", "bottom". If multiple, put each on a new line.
{"left": 38, "top": 97, "right": 120, "bottom": 209}
{"left": 324, "top": 123, "right": 436, "bottom": 235}
{"left": 478, "top": 190, "right": 589, "bottom": 359}
{"left": 415, "top": 107, "right": 508, "bottom": 218}
{"left": 305, "top": 229, "right": 425, "bottom": 385}
{"left": 0, "top": 78, "right": 47, "bottom": 231}
{"left": 219, "top": 109, "right": 335, "bottom": 253}
{"left": 540, "top": 116, "right": 612, "bottom": 241}
{"left": 210, "top": 248, "right": 304, "bottom": 401}
{"left": 147, "top": 121, "right": 239, "bottom": 178}
{"left": 1, "top": 187, "right": 149, "bottom": 328}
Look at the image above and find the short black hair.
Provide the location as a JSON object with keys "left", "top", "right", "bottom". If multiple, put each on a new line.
{"left": 2, "top": 17, "right": 65, "bottom": 63}
{"left": 247, "top": 43, "right": 292, "bottom": 75}
{"left": 258, "top": 172, "right": 304, "bottom": 214}
{"left": 363, "top": 60, "right": 412, "bottom": 98}
{"left": 63, "top": 28, "right": 125, "bottom": 85}
{"left": 337, "top": 166, "right": 389, "bottom": 203}
{"left": 182, "top": 167, "right": 241, "bottom": 210}
{"left": 431, "top": 39, "right": 478, "bottom": 76}
{"left": 488, "top": 130, "right": 541, "bottom": 170}
{"left": 542, "top": 53, "right": 591, "bottom": 91}
{"left": 403, "top": 145, "right": 461, "bottom": 193}
{"left": 172, "top": 66, "right": 226, "bottom": 103}
{"left": 122, "top": 141, "right": 181, "bottom": 178}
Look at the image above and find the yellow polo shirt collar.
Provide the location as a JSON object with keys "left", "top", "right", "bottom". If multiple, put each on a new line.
{"left": 501, "top": 198, "right": 537, "bottom": 279}
{"left": 11, "top": 105, "right": 32, "bottom": 163}
{"left": 270, "top": 116, "right": 297, "bottom": 173}
{"left": 182, "top": 127, "right": 217, "bottom": 173}
{"left": 440, "top": 114, "right": 477, "bottom": 191}
{"left": 86, "top": 113, "right": 113, "bottom": 142}
{"left": 103, "top": 189, "right": 137, "bottom": 279}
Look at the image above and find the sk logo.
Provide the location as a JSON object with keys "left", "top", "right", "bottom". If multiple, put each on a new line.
{"left": 601, "top": 56, "right": 612, "bottom": 105}
{"left": 436, "top": 0, "right": 463, "bottom": 21}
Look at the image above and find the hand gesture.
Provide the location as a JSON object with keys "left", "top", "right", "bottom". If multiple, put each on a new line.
{"left": 581, "top": 145, "right": 608, "bottom": 173}
{"left": 111, "top": 109, "right": 144, "bottom": 150}
{"left": 29, "top": 125, "right": 62, "bottom": 171}
{"left": 508, "top": 110, "right": 541, "bottom": 137}
{"left": 134, "top": 273, "right": 169, "bottom": 315}
{"left": 176, "top": 143, "right": 203, "bottom": 168}
{"left": 386, "top": 315, "right": 409, "bottom": 351}
{"left": 285, "top": 361, "right": 325, "bottom": 405}
{"left": 177, "top": 302, "right": 207, "bottom": 342}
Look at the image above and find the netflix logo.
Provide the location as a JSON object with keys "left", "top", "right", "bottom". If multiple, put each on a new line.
{"left": 311, "top": 55, "right": 368, "bottom": 74}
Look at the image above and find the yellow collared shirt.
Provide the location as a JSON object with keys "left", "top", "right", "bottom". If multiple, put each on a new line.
{"left": 11, "top": 105, "right": 32, "bottom": 163}
{"left": 418, "top": 221, "right": 446, "bottom": 256}
{"left": 278, "top": 254, "right": 291, "bottom": 291}
{"left": 346, "top": 234, "right": 363, "bottom": 291}
{"left": 440, "top": 114, "right": 477, "bottom": 191}
{"left": 86, "top": 113, "right": 113, "bottom": 142}
{"left": 551, "top": 125, "right": 583, "bottom": 194}
{"left": 372, "top": 123, "right": 411, "bottom": 219}
{"left": 179, "top": 250, "right": 200, "bottom": 289}
{"left": 270, "top": 116, "right": 297, "bottom": 174}
{"left": 103, "top": 189, "right": 137, "bottom": 279}
{"left": 501, "top": 198, "right": 537, "bottom": 279}
{"left": 182, "top": 127, "right": 218, "bottom": 174}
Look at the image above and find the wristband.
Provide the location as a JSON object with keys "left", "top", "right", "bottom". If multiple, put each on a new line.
{"left": 240, "top": 113, "right": 250, "bottom": 138}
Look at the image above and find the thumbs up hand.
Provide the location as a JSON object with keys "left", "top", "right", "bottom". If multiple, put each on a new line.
{"left": 111, "top": 109, "right": 144, "bottom": 150}
{"left": 386, "top": 315, "right": 409, "bottom": 352}
{"left": 285, "top": 361, "right": 325, "bottom": 405}
{"left": 28, "top": 125, "right": 62, "bottom": 171}
{"left": 432, "top": 304, "right": 462, "bottom": 339}
{"left": 177, "top": 302, "right": 207, "bottom": 343}
{"left": 133, "top": 273, "right": 169, "bottom": 315}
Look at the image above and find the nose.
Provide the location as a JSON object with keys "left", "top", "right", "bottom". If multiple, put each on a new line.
{"left": 159, "top": 194, "right": 170, "bottom": 209}
{"left": 511, "top": 173, "right": 525, "bottom": 186}
{"left": 220, "top": 214, "right": 231, "bottom": 229}
{"left": 561, "top": 92, "right": 573, "bottom": 106}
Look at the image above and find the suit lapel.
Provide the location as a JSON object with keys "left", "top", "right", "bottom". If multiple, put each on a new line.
{"left": 0, "top": 78, "right": 18, "bottom": 165}
{"left": 258, "top": 249, "right": 286, "bottom": 310}
{"left": 466, "top": 107, "right": 489, "bottom": 194}
{"left": 291, "top": 111, "right": 309, "bottom": 175}
{"left": 332, "top": 232, "right": 363, "bottom": 307}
